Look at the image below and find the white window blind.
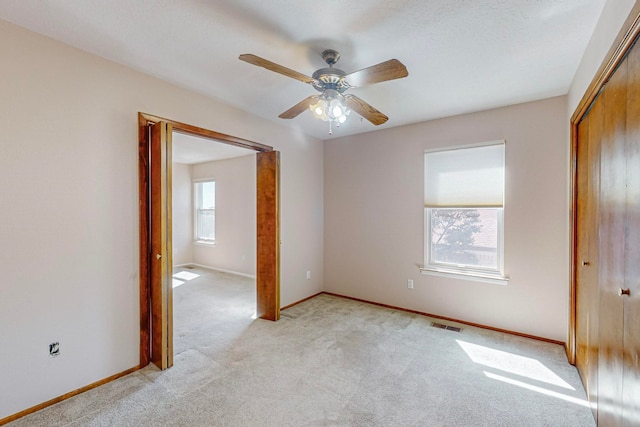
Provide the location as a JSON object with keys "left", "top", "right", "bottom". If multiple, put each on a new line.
{"left": 424, "top": 142, "right": 505, "bottom": 208}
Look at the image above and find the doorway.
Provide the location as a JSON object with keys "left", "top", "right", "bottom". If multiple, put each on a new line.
{"left": 138, "top": 113, "right": 281, "bottom": 369}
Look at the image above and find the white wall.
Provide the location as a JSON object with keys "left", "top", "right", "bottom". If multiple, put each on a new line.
{"left": 191, "top": 154, "right": 256, "bottom": 276}
{"left": 0, "top": 19, "right": 323, "bottom": 419}
{"left": 324, "top": 96, "right": 569, "bottom": 342}
{"left": 172, "top": 162, "right": 193, "bottom": 267}
{"left": 568, "top": 0, "right": 637, "bottom": 115}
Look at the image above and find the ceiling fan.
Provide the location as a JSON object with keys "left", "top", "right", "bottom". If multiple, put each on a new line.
{"left": 239, "top": 49, "right": 408, "bottom": 131}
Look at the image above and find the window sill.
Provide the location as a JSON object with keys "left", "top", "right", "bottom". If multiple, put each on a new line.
{"left": 194, "top": 241, "right": 215, "bottom": 247}
{"left": 419, "top": 267, "right": 509, "bottom": 285}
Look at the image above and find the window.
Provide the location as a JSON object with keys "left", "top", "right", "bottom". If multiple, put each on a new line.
{"left": 423, "top": 142, "right": 506, "bottom": 282}
{"left": 194, "top": 180, "right": 215, "bottom": 244}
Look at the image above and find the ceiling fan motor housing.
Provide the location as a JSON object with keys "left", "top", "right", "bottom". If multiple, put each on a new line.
{"left": 312, "top": 68, "right": 349, "bottom": 93}
{"left": 309, "top": 49, "right": 350, "bottom": 93}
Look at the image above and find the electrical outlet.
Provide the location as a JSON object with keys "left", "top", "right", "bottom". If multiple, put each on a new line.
{"left": 306, "top": 270, "right": 311, "bottom": 280}
{"left": 407, "top": 279, "right": 414, "bottom": 289}
{"left": 49, "top": 342, "right": 60, "bottom": 357}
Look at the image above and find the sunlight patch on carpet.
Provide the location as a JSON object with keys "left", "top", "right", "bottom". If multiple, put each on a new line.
{"left": 174, "top": 271, "right": 200, "bottom": 281}
{"left": 484, "top": 371, "right": 589, "bottom": 407}
{"left": 456, "top": 340, "right": 574, "bottom": 390}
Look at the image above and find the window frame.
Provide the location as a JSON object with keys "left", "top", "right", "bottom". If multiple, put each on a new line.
{"left": 421, "top": 142, "right": 508, "bottom": 284}
{"left": 193, "top": 179, "right": 216, "bottom": 245}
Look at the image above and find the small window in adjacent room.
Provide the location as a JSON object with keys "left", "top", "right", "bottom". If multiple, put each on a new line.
{"left": 422, "top": 142, "right": 507, "bottom": 283}
{"left": 194, "top": 180, "right": 215, "bottom": 244}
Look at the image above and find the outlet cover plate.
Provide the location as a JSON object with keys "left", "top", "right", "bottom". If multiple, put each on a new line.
{"left": 49, "top": 342, "right": 60, "bottom": 357}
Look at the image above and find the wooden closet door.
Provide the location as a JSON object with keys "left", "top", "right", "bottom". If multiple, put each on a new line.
{"left": 622, "top": 41, "right": 640, "bottom": 426}
{"left": 575, "top": 96, "right": 602, "bottom": 416}
{"left": 597, "top": 57, "right": 628, "bottom": 427}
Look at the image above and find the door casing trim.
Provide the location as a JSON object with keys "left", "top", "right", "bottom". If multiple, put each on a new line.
{"left": 138, "top": 112, "right": 277, "bottom": 367}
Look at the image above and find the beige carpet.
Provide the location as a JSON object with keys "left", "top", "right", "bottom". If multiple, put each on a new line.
{"left": 8, "top": 266, "right": 595, "bottom": 426}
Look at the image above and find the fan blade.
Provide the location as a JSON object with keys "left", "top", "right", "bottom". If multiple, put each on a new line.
{"left": 346, "top": 59, "right": 408, "bottom": 87}
{"left": 239, "top": 54, "right": 317, "bottom": 85}
{"left": 344, "top": 95, "right": 388, "bottom": 125}
{"left": 279, "top": 96, "right": 319, "bottom": 119}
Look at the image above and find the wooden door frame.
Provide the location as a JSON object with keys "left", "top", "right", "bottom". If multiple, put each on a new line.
{"left": 138, "top": 112, "right": 279, "bottom": 367}
{"left": 568, "top": 5, "right": 640, "bottom": 364}
{"left": 256, "top": 151, "right": 280, "bottom": 320}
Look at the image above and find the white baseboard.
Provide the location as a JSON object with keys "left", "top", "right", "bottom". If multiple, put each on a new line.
{"left": 174, "top": 263, "right": 256, "bottom": 279}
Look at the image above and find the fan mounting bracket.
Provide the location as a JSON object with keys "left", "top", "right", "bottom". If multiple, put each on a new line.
{"left": 321, "top": 49, "right": 340, "bottom": 66}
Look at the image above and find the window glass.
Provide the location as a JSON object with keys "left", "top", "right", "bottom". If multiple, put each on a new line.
{"left": 194, "top": 180, "right": 215, "bottom": 243}
{"left": 430, "top": 208, "right": 499, "bottom": 270}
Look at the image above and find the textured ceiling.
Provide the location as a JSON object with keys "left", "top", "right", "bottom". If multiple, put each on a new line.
{"left": 0, "top": 1, "right": 606, "bottom": 141}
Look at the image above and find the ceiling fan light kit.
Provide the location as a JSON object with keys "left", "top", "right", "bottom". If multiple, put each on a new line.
{"left": 308, "top": 90, "right": 351, "bottom": 135}
{"left": 239, "top": 49, "right": 408, "bottom": 134}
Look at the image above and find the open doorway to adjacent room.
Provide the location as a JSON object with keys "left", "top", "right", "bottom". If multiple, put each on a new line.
{"left": 138, "top": 113, "right": 280, "bottom": 370}
{"left": 171, "top": 132, "right": 258, "bottom": 357}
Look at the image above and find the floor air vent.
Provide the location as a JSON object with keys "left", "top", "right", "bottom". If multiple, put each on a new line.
{"left": 431, "top": 322, "right": 462, "bottom": 332}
